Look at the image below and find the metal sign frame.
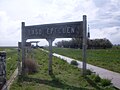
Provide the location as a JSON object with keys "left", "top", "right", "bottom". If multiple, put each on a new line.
{"left": 21, "top": 15, "right": 87, "bottom": 75}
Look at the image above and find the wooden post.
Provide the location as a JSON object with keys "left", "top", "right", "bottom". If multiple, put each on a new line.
{"left": 46, "top": 38, "right": 55, "bottom": 75}
{"left": 21, "top": 22, "right": 26, "bottom": 75}
{"left": 18, "top": 42, "right": 21, "bottom": 76}
{"left": 82, "top": 15, "right": 87, "bottom": 76}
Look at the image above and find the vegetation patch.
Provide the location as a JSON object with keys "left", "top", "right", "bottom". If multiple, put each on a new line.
{"left": 101, "top": 78, "right": 111, "bottom": 87}
{"left": 86, "top": 72, "right": 114, "bottom": 90}
{"left": 24, "top": 59, "right": 38, "bottom": 74}
{"left": 89, "top": 74, "right": 101, "bottom": 83}
{"left": 10, "top": 49, "right": 117, "bottom": 90}
{"left": 86, "top": 69, "right": 92, "bottom": 75}
{"left": 70, "top": 60, "right": 78, "bottom": 66}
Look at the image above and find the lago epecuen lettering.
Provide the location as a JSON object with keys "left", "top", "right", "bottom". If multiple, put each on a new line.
{"left": 28, "top": 26, "right": 75, "bottom": 35}
{"left": 24, "top": 21, "right": 83, "bottom": 39}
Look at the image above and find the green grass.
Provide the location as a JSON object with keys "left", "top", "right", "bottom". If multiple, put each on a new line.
{"left": 10, "top": 49, "right": 117, "bottom": 90}
{"left": 51, "top": 47, "right": 120, "bottom": 73}
{"left": 0, "top": 48, "right": 18, "bottom": 79}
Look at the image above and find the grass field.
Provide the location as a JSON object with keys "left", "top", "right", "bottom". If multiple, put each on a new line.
{"left": 51, "top": 47, "right": 120, "bottom": 73}
{"left": 0, "top": 48, "right": 18, "bottom": 79}
{"left": 10, "top": 49, "right": 117, "bottom": 90}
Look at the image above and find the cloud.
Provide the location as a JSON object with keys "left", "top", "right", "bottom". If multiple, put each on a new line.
{"left": 91, "top": 0, "right": 120, "bottom": 28}
{"left": 87, "top": 0, "right": 120, "bottom": 44}
{"left": 0, "top": 11, "right": 21, "bottom": 46}
{"left": 0, "top": 0, "right": 120, "bottom": 46}
{"left": 93, "top": 0, "right": 110, "bottom": 7}
{"left": 90, "top": 26, "right": 120, "bottom": 44}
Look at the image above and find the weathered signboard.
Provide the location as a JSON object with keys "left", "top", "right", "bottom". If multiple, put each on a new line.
{"left": 21, "top": 15, "right": 87, "bottom": 76}
{"left": 23, "top": 21, "right": 83, "bottom": 39}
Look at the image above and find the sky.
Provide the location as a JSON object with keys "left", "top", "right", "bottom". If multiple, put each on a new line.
{"left": 0, "top": 0, "right": 120, "bottom": 46}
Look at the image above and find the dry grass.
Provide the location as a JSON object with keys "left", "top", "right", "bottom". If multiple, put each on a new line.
{"left": 24, "top": 59, "right": 38, "bottom": 74}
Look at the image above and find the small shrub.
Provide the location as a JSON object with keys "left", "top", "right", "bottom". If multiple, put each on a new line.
{"left": 86, "top": 69, "right": 92, "bottom": 75}
{"left": 71, "top": 60, "right": 78, "bottom": 66}
{"left": 94, "top": 75, "right": 101, "bottom": 82}
{"left": 25, "top": 59, "right": 38, "bottom": 74}
{"left": 89, "top": 74, "right": 101, "bottom": 82}
{"left": 90, "top": 74, "right": 96, "bottom": 79}
{"left": 101, "top": 78, "right": 111, "bottom": 86}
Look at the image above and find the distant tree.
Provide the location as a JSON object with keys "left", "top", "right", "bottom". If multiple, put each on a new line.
{"left": 88, "top": 38, "right": 113, "bottom": 49}
{"left": 55, "top": 38, "right": 113, "bottom": 49}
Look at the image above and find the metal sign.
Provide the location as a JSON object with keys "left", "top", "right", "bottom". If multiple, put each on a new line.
{"left": 23, "top": 21, "right": 83, "bottom": 39}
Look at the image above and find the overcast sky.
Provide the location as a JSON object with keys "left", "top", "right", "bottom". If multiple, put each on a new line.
{"left": 0, "top": 0, "right": 120, "bottom": 46}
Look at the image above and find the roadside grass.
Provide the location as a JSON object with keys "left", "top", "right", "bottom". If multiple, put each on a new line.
{"left": 0, "top": 48, "right": 18, "bottom": 79}
{"left": 50, "top": 47, "right": 120, "bottom": 73}
{"left": 10, "top": 49, "right": 117, "bottom": 90}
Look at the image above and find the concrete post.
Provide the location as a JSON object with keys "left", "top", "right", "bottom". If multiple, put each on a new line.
{"left": 46, "top": 38, "right": 55, "bottom": 75}
{"left": 82, "top": 15, "right": 87, "bottom": 76}
{"left": 17, "top": 47, "right": 21, "bottom": 76}
{"left": 0, "top": 51, "right": 6, "bottom": 89}
{"left": 21, "top": 22, "right": 26, "bottom": 75}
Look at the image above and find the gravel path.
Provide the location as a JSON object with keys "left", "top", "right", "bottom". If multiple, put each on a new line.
{"left": 53, "top": 53, "right": 120, "bottom": 89}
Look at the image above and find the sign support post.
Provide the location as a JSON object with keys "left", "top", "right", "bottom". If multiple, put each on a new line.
{"left": 21, "top": 15, "right": 87, "bottom": 75}
{"left": 21, "top": 22, "right": 26, "bottom": 75}
{"left": 47, "top": 38, "right": 55, "bottom": 75}
{"left": 82, "top": 15, "right": 87, "bottom": 76}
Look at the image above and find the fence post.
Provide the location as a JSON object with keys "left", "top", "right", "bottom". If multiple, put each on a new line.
{"left": 17, "top": 47, "right": 21, "bottom": 76}
{"left": 0, "top": 51, "right": 6, "bottom": 89}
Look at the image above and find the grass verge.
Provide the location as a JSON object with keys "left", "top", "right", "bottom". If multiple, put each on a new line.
{"left": 10, "top": 49, "right": 117, "bottom": 90}
{"left": 0, "top": 48, "right": 18, "bottom": 80}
